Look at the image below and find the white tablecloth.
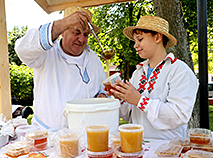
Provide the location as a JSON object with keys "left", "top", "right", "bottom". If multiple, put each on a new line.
{"left": 0, "top": 138, "right": 171, "bottom": 158}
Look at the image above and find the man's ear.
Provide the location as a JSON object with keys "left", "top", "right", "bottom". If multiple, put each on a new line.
{"left": 155, "top": 33, "right": 163, "bottom": 44}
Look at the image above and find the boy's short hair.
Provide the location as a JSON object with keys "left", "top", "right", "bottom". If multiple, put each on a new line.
{"left": 133, "top": 29, "right": 169, "bottom": 48}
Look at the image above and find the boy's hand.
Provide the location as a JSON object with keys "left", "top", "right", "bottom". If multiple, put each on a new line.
{"left": 110, "top": 80, "right": 141, "bottom": 106}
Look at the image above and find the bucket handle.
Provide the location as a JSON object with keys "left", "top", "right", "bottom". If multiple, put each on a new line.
{"left": 63, "top": 110, "right": 68, "bottom": 119}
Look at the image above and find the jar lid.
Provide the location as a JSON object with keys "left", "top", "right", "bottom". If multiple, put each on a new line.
{"left": 26, "top": 131, "right": 48, "bottom": 139}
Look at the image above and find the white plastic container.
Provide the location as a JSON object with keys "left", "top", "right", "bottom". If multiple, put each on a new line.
{"left": 63, "top": 98, "right": 120, "bottom": 133}
{"left": 0, "top": 135, "right": 9, "bottom": 148}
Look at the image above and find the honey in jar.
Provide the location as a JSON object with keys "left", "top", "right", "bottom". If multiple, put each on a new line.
{"left": 86, "top": 124, "right": 109, "bottom": 152}
{"left": 103, "top": 83, "right": 116, "bottom": 95}
{"left": 59, "top": 134, "right": 80, "bottom": 158}
{"left": 26, "top": 130, "right": 48, "bottom": 151}
{"left": 190, "top": 133, "right": 211, "bottom": 145}
{"left": 118, "top": 124, "right": 144, "bottom": 153}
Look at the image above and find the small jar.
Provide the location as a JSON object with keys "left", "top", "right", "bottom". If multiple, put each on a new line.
{"left": 26, "top": 130, "right": 48, "bottom": 151}
{"left": 15, "top": 125, "right": 37, "bottom": 140}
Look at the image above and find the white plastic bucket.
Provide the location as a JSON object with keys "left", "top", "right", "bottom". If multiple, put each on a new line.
{"left": 63, "top": 98, "right": 120, "bottom": 133}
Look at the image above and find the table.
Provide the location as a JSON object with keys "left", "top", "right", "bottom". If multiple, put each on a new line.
{"left": 0, "top": 138, "right": 171, "bottom": 158}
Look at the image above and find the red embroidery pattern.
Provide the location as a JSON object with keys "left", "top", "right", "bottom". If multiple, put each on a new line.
{"left": 137, "top": 63, "right": 144, "bottom": 67}
{"left": 136, "top": 55, "right": 177, "bottom": 111}
{"left": 167, "top": 57, "right": 177, "bottom": 64}
{"left": 147, "top": 62, "right": 164, "bottom": 93}
{"left": 121, "top": 100, "right": 125, "bottom": 105}
{"left": 138, "top": 96, "right": 150, "bottom": 111}
{"left": 137, "top": 71, "right": 147, "bottom": 93}
{"left": 137, "top": 56, "right": 177, "bottom": 94}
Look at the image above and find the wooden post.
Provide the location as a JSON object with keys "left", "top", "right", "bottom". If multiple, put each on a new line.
{"left": 0, "top": 0, "right": 12, "bottom": 119}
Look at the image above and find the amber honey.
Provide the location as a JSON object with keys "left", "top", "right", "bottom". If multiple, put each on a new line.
{"left": 26, "top": 131, "right": 48, "bottom": 151}
{"left": 103, "top": 83, "right": 116, "bottom": 95}
{"left": 34, "top": 137, "right": 48, "bottom": 150}
{"left": 190, "top": 133, "right": 211, "bottom": 145}
{"left": 86, "top": 125, "right": 109, "bottom": 152}
{"left": 119, "top": 124, "right": 144, "bottom": 153}
{"left": 59, "top": 134, "right": 79, "bottom": 158}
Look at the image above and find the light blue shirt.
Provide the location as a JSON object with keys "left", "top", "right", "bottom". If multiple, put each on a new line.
{"left": 147, "top": 65, "right": 154, "bottom": 80}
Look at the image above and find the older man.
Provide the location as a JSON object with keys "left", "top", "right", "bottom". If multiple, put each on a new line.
{"left": 15, "top": 7, "right": 107, "bottom": 130}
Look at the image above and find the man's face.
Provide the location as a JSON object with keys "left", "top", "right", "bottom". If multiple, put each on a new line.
{"left": 61, "top": 28, "right": 90, "bottom": 56}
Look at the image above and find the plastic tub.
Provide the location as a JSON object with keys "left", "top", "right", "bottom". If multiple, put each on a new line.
{"left": 59, "top": 133, "right": 80, "bottom": 158}
{"left": 15, "top": 125, "right": 37, "bottom": 140}
{"left": 102, "top": 73, "right": 121, "bottom": 95}
{"left": 115, "top": 146, "right": 144, "bottom": 158}
{"left": 188, "top": 128, "right": 212, "bottom": 145}
{"left": 155, "top": 143, "right": 183, "bottom": 157}
{"left": 169, "top": 137, "right": 192, "bottom": 153}
{"left": 110, "top": 132, "right": 121, "bottom": 149}
{"left": 192, "top": 143, "right": 213, "bottom": 152}
{"left": 63, "top": 98, "right": 120, "bottom": 132}
{"left": 102, "top": 72, "right": 121, "bottom": 85}
{"left": 183, "top": 149, "right": 213, "bottom": 158}
{"left": 26, "top": 130, "right": 48, "bottom": 151}
{"left": 0, "top": 135, "right": 9, "bottom": 148}
{"left": 1, "top": 140, "right": 33, "bottom": 157}
{"left": 118, "top": 124, "right": 144, "bottom": 153}
{"left": 87, "top": 147, "right": 114, "bottom": 158}
{"left": 86, "top": 124, "right": 109, "bottom": 152}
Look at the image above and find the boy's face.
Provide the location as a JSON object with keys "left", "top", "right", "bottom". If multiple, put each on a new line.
{"left": 133, "top": 31, "right": 161, "bottom": 59}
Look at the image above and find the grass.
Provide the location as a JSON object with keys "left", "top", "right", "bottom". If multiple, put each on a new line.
{"left": 119, "top": 117, "right": 129, "bottom": 125}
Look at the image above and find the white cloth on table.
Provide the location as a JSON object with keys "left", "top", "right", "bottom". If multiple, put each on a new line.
{"left": 15, "top": 22, "right": 106, "bottom": 130}
{"left": 119, "top": 53, "right": 199, "bottom": 140}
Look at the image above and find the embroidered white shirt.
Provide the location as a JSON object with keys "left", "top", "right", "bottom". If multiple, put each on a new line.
{"left": 119, "top": 53, "right": 199, "bottom": 140}
{"left": 15, "top": 22, "right": 106, "bottom": 129}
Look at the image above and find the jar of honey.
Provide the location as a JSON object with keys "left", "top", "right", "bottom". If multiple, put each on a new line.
{"left": 86, "top": 124, "right": 109, "bottom": 152}
{"left": 118, "top": 124, "right": 144, "bottom": 153}
{"left": 26, "top": 130, "right": 48, "bottom": 151}
{"left": 59, "top": 133, "right": 80, "bottom": 158}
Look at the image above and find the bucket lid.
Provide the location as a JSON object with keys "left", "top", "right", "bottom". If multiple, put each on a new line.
{"left": 64, "top": 98, "right": 120, "bottom": 112}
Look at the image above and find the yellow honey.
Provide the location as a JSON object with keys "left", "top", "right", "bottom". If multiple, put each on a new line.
{"left": 86, "top": 125, "right": 109, "bottom": 152}
{"left": 59, "top": 134, "right": 79, "bottom": 158}
{"left": 119, "top": 124, "right": 144, "bottom": 153}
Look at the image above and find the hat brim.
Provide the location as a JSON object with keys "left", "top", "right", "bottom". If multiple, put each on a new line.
{"left": 123, "top": 26, "right": 177, "bottom": 48}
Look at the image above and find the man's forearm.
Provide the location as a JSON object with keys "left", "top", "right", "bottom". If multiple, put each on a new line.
{"left": 51, "top": 19, "right": 67, "bottom": 41}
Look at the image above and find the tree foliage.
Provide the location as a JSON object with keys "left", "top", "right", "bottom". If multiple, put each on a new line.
{"left": 181, "top": 0, "right": 213, "bottom": 73}
{"left": 10, "top": 63, "right": 34, "bottom": 106}
{"left": 88, "top": 0, "right": 154, "bottom": 80}
{"left": 87, "top": 0, "right": 213, "bottom": 78}
{"left": 8, "top": 26, "right": 28, "bottom": 66}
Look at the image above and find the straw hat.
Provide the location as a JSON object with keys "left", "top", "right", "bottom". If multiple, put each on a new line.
{"left": 64, "top": 6, "right": 100, "bottom": 34}
{"left": 123, "top": 15, "right": 177, "bottom": 48}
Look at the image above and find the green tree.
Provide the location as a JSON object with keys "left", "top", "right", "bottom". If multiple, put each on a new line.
{"left": 88, "top": 0, "right": 154, "bottom": 80}
{"left": 10, "top": 63, "right": 34, "bottom": 106}
{"left": 181, "top": 0, "right": 213, "bottom": 73}
{"left": 8, "top": 26, "right": 28, "bottom": 66}
{"left": 88, "top": 0, "right": 213, "bottom": 78}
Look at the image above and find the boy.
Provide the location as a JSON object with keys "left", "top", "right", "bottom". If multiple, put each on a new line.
{"left": 107, "top": 16, "right": 199, "bottom": 140}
